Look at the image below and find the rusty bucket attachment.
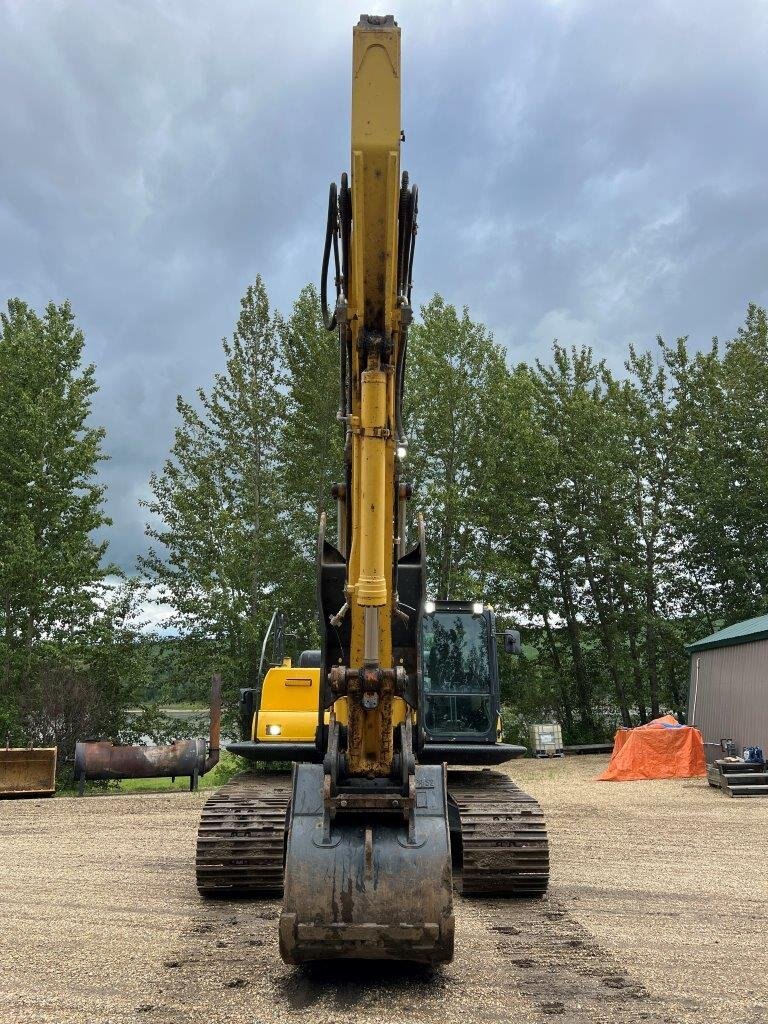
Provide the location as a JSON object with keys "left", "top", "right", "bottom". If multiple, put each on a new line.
{"left": 279, "top": 762, "right": 455, "bottom": 965}
{"left": 0, "top": 743, "right": 57, "bottom": 798}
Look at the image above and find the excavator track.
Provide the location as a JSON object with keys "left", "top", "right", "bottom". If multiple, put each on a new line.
{"left": 196, "top": 769, "right": 548, "bottom": 900}
{"left": 448, "top": 769, "right": 549, "bottom": 897}
{"left": 195, "top": 772, "right": 290, "bottom": 896}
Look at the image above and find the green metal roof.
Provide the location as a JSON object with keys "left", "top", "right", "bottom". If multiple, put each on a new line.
{"left": 687, "top": 612, "right": 768, "bottom": 654}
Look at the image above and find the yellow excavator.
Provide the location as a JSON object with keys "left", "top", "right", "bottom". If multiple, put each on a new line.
{"left": 195, "top": 14, "right": 548, "bottom": 965}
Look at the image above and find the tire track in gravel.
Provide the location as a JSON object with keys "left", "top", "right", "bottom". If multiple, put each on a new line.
{"left": 141, "top": 889, "right": 699, "bottom": 1024}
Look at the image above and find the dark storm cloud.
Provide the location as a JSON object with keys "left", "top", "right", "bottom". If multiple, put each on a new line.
{"left": 2, "top": 0, "right": 767, "bottom": 570}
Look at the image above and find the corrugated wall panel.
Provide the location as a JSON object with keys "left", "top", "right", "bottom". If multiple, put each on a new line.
{"left": 688, "top": 640, "right": 768, "bottom": 761}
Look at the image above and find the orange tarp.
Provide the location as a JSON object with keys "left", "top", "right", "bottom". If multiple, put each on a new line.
{"left": 598, "top": 715, "right": 706, "bottom": 782}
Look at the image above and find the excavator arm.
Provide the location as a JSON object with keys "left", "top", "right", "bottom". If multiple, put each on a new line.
{"left": 330, "top": 14, "right": 411, "bottom": 775}
{"left": 278, "top": 14, "right": 455, "bottom": 965}
{"left": 196, "top": 14, "right": 549, "bottom": 957}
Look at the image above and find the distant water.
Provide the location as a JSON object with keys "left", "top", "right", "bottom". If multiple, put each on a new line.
{"left": 126, "top": 708, "right": 234, "bottom": 747}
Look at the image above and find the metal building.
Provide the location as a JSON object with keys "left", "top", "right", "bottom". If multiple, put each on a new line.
{"left": 687, "top": 614, "right": 768, "bottom": 762}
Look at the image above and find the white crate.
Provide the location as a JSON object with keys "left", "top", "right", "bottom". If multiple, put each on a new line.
{"left": 529, "top": 723, "right": 564, "bottom": 757}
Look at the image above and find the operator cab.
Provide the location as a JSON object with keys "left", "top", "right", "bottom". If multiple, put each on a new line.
{"left": 420, "top": 599, "right": 524, "bottom": 764}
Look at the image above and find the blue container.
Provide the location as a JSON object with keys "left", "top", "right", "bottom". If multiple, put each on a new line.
{"left": 743, "top": 746, "right": 764, "bottom": 764}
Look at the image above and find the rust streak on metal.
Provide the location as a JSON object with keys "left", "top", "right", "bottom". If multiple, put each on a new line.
{"left": 205, "top": 672, "right": 222, "bottom": 772}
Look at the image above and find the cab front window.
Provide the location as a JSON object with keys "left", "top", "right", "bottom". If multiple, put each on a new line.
{"left": 421, "top": 611, "right": 492, "bottom": 737}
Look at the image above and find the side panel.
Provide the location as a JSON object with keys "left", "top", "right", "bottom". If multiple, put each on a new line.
{"left": 254, "top": 666, "right": 320, "bottom": 743}
{"left": 689, "top": 642, "right": 768, "bottom": 760}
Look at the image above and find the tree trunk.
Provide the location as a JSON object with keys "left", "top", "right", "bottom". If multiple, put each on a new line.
{"left": 3, "top": 593, "right": 12, "bottom": 691}
{"left": 576, "top": 521, "right": 632, "bottom": 728}
{"left": 21, "top": 607, "right": 36, "bottom": 690}
{"left": 626, "top": 619, "right": 648, "bottom": 724}
{"left": 541, "top": 606, "right": 574, "bottom": 734}
{"left": 644, "top": 550, "right": 661, "bottom": 718}
{"left": 438, "top": 445, "right": 457, "bottom": 600}
{"left": 247, "top": 433, "right": 262, "bottom": 689}
{"left": 551, "top": 526, "right": 594, "bottom": 733}
{"left": 666, "top": 661, "right": 685, "bottom": 713}
{"left": 615, "top": 575, "right": 647, "bottom": 723}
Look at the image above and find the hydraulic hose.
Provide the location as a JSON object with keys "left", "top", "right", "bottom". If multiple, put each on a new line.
{"left": 406, "top": 184, "right": 418, "bottom": 304}
{"left": 323, "top": 169, "right": 415, "bottom": 439}
{"left": 395, "top": 174, "right": 417, "bottom": 442}
{"left": 395, "top": 326, "right": 408, "bottom": 444}
{"left": 397, "top": 171, "right": 410, "bottom": 297}
{"left": 321, "top": 182, "right": 341, "bottom": 331}
{"left": 338, "top": 173, "right": 352, "bottom": 420}
{"left": 339, "top": 172, "right": 351, "bottom": 300}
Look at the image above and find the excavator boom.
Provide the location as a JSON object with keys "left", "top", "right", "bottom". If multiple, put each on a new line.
{"left": 333, "top": 13, "right": 407, "bottom": 771}
{"left": 279, "top": 14, "right": 455, "bottom": 965}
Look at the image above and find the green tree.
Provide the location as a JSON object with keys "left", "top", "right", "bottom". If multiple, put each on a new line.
{"left": 524, "top": 346, "right": 624, "bottom": 731}
{"left": 16, "top": 579, "right": 149, "bottom": 758}
{"left": 405, "top": 295, "right": 510, "bottom": 600}
{"left": 141, "top": 276, "right": 288, "bottom": 694}
{"left": 668, "top": 305, "right": 768, "bottom": 623}
{"left": 278, "top": 284, "right": 345, "bottom": 636}
{"left": 619, "top": 343, "right": 688, "bottom": 719}
{"left": 0, "top": 298, "right": 113, "bottom": 732}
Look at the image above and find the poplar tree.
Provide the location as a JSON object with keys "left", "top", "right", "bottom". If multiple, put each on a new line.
{"left": 670, "top": 305, "right": 768, "bottom": 623}
{"left": 141, "top": 276, "right": 287, "bottom": 690}
{"left": 278, "top": 284, "right": 345, "bottom": 634}
{"left": 525, "top": 347, "right": 618, "bottom": 730}
{"left": 0, "top": 299, "right": 111, "bottom": 682}
{"left": 405, "top": 294, "right": 510, "bottom": 600}
{"left": 619, "top": 344, "right": 685, "bottom": 719}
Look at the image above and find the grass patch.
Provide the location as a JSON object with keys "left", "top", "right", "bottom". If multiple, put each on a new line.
{"left": 57, "top": 751, "right": 251, "bottom": 797}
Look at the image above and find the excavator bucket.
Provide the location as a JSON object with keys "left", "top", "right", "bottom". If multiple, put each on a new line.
{"left": 279, "top": 762, "right": 455, "bottom": 964}
{"left": 0, "top": 746, "right": 57, "bottom": 798}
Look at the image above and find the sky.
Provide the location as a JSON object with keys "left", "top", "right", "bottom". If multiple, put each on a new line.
{"left": 2, "top": 0, "right": 768, "bottom": 574}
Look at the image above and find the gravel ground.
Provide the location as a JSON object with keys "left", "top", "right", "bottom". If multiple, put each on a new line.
{"left": 1, "top": 755, "right": 766, "bottom": 1024}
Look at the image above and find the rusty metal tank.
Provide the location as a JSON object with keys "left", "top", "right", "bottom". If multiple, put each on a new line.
{"left": 74, "top": 673, "right": 221, "bottom": 793}
{"left": 0, "top": 744, "right": 57, "bottom": 798}
{"left": 74, "top": 736, "right": 211, "bottom": 788}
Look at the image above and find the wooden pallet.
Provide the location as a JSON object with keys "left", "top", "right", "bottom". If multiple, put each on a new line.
{"left": 707, "top": 759, "right": 768, "bottom": 798}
